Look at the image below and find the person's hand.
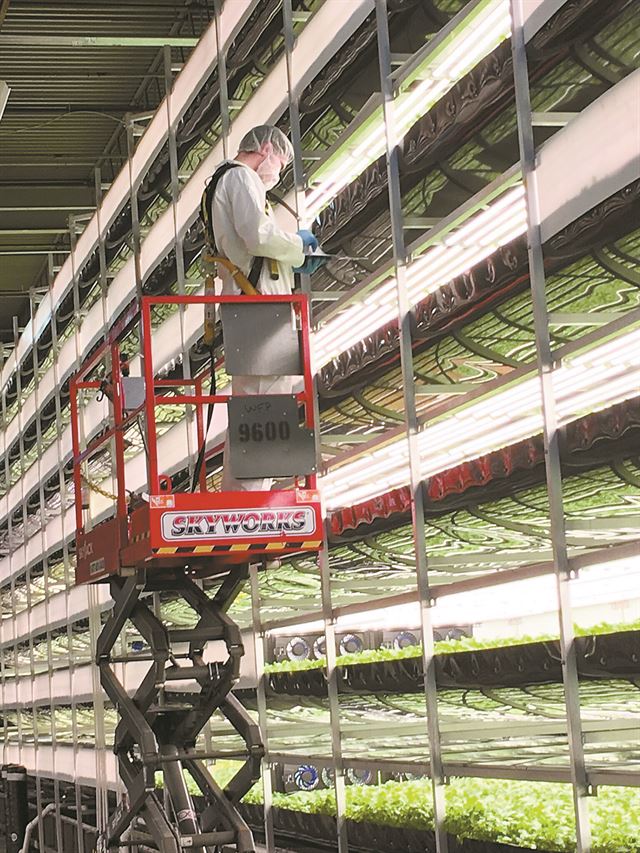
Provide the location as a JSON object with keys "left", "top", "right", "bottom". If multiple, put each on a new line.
{"left": 293, "top": 255, "right": 328, "bottom": 275}
{"left": 297, "top": 229, "right": 318, "bottom": 252}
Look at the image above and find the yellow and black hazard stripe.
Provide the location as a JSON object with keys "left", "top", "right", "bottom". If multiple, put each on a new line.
{"left": 130, "top": 530, "right": 150, "bottom": 545}
{"left": 154, "top": 540, "right": 322, "bottom": 556}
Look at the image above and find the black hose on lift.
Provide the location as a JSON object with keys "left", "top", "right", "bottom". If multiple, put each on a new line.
{"left": 191, "top": 349, "right": 216, "bottom": 492}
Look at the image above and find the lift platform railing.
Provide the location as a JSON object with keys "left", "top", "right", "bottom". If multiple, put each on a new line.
{"left": 70, "top": 293, "right": 322, "bottom": 586}
{"left": 140, "top": 294, "right": 317, "bottom": 495}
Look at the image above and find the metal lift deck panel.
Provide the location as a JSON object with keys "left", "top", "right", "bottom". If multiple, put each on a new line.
{"left": 76, "top": 488, "right": 322, "bottom": 583}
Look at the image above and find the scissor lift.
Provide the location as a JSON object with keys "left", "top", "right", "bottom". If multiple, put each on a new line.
{"left": 71, "top": 294, "right": 321, "bottom": 853}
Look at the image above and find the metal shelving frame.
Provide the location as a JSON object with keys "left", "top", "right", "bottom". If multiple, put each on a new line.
{"left": 510, "top": 1, "right": 591, "bottom": 847}
{"left": 281, "top": 2, "right": 350, "bottom": 850}
{"left": 246, "top": 2, "right": 639, "bottom": 852}
{"left": 374, "top": 1, "right": 448, "bottom": 849}
{"left": 0, "top": 1, "right": 638, "bottom": 852}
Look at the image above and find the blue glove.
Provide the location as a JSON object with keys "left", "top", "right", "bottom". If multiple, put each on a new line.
{"left": 297, "top": 229, "right": 318, "bottom": 252}
{"left": 293, "top": 255, "right": 328, "bottom": 275}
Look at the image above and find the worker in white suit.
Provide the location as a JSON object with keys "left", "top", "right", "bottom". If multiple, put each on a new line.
{"left": 203, "top": 124, "right": 323, "bottom": 490}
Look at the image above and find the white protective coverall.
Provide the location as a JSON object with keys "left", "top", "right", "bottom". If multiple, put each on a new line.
{"left": 211, "top": 160, "right": 305, "bottom": 490}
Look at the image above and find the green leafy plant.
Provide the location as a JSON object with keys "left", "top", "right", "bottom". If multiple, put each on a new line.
{"left": 244, "top": 778, "right": 640, "bottom": 852}
{"left": 264, "top": 619, "right": 640, "bottom": 674}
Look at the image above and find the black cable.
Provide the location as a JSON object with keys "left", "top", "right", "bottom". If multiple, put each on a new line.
{"left": 267, "top": 189, "right": 299, "bottom": 220}
{"left": 191, "top": 349, "right": 217, "bottom": 492}
{"left": 137, "top": 415, "right": 150, "bottom": 460}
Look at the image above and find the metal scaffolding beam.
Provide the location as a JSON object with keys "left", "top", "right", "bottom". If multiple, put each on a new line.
{"left": 0, "top": 34, "right": 199, "bottom": 48}
{"left": 510, "top": 0, "right": 594, "bottom": 849}
{"left": 375, "top": 3, "right": 448, "bottom": 849}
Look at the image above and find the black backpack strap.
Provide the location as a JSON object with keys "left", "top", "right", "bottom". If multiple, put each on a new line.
{"left": 201, "top": 161, "right": 265, "bottom": 291}
{"left": 200, "top": 161, "right": 239, "bottom": 252}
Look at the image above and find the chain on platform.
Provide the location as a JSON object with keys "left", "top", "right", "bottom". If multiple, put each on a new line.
{"left": 80, "top": 471, "right": 118, "bottom": 502}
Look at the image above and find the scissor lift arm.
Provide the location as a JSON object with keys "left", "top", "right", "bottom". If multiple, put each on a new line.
{"left": 97, "top": 567, "right": 260, "bottom": 852}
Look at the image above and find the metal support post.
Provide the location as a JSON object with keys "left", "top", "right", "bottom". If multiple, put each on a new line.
{"left": 91, "top": 168, "right": 117, "bottom": 837}
{"left": 0, "top": 356, "right": 4, "bottom": 766}
{"left": 319, "top": 542, "right": 349, "bottom": 851}
{"left": 46, "top": 265, "right": 73, "bottom": 594}
{"left": 283, "top": 1, "right": 348, "bottom": 850}
{"left": 12, "top": 312, "right": 31, "bottom": 636}
{"left": 67, "top": 214, "right": 88, "bottom": 853}
{"left": 29, "top": 289, "right": 54, "bottom": 853}
{"left": 10, "top": 315, "right": 28, "bottom": 777}
{"left": 510, "top": 2, "right": 592, "bottom": 850}
{"left": 282, "top": 0, "right": 307, "bottom": 223}
{"left": 374, "top": 2, "right": 449, "bottom": 850}
{"left": 13, "top": 317, "right": 28, "bottom": 628}
{"left": 164, "top": 46, "right": 195, "bottom": 484}
{"left": 214, "top": 0, "right": 231, "bottom": 161}
{"left": 94, "top": 172, "right": 113, "bottom": 838}
{"left": 126, "top": 119, "right": 144, "bottom": 314}
{"left": 126, "top": 117, "right": 155, "bottom": 497}
{"left": 45, "top": 256, "right": 70, "bottom": 851}
{"left": 249, "top": 564, "right": 275, "bottom": 852}
{"left": 200, "top": 0, "right": 234, "bottom": 766}
{"left": 0, "top": 353, "right": 15, "bottom": 775}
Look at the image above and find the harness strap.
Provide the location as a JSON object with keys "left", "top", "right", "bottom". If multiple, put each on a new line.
{"left": 201, "top": 162, "right": 265, "bottom": 291}
{"left": 202, "top": 255, "right": 259, "bottom": 297}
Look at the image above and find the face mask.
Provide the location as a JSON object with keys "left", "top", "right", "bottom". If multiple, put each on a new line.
{"left": 256, "top": 153, "right": 282, "bottom": 190}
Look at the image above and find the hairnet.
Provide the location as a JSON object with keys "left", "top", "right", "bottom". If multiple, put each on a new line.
{"left": 238, "top": 125, "right": 294, "bottom": 164}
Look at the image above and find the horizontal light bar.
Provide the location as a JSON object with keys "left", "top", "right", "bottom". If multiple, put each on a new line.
{"left": 269, "top": 557, "right": 640, "bottom": 636}
{"left": 0, "top": 585, "right": 111, "bottom": 650}
{"left": 322, "top": 325, "right": 640, "bottom": 508}
{"left": 305, "top": 0, "right": 511, "bottom": 219}
{"left": 2, "top": 743, "right": 120, "bottom": 790}
{"left": 314, "top": 185, "right": 526, "bottom": 367}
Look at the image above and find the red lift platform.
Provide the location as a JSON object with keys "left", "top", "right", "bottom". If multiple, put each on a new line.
{"left": 70, "top": 293, "right": 322, "bottom": 853}
{"left": 71, "top": 293, "right": 322, "bottom": 585}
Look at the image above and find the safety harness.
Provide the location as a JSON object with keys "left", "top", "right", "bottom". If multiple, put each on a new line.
{"left": 200, "top": 161, "right": 264, "bottom": 298}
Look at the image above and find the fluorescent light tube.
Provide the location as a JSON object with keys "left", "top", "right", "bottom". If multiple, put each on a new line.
{"left": 306, "top": 0, "right": 511, "bottom": 219}
{"left": 314, "top": 187, "right": 527, "bottom": 367}
{"left": 321, "top": 326, "right": 640, "bottom": 509}
{"left": 268, "top": 558, "right": 640, "bottom": 637}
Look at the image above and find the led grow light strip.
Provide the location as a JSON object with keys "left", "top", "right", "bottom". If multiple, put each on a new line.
{"left": 322, "top": 326, "right": 640, "bottom": 509}
{"left": 269, "top": 557, "right": 640, "bottom": 636}
{"left": 314, "top": 184, "right": 527, "bottom": 367}
{"left": 305, "top": 0, "right": 511, "bottom": 218}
